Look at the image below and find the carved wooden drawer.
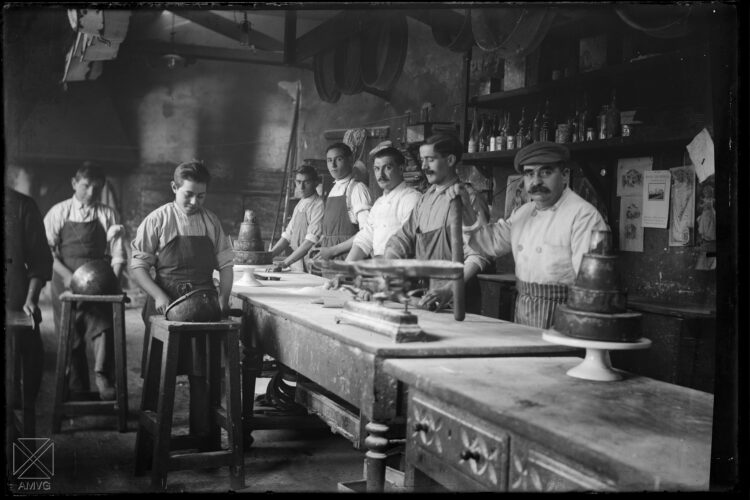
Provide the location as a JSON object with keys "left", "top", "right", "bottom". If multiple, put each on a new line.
{"left": 407, "top": 393, "right": 509, "bottom": 491}
{"left": 509, "top": 439, "right": 617, "bottom": 492}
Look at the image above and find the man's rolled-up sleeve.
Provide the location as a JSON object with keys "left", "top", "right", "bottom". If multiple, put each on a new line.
{"left": 130, "top": 216, "right": 159, "bottom": 270}
{"left": 305, "top": 198, "right": 325, "bottom": 244}
{"left": 466, "top": 219, "right": 513, "bottom": 259}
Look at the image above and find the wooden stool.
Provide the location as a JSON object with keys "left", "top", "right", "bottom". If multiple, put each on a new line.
{"left": 6, "top": 311, "right": 37, "bottom": 444}
{"left": 52, "top": 292, "right": 130, "bottom": 433}
{"left": 134, "top": 316, "right": 244, "bottom": 491}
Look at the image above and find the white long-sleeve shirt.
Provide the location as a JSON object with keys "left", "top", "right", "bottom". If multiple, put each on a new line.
{"left": 327, "top": 174, "right": 372, "bottom": 227}
{"left": 280, "top": 193, "right": 325, "bottom": 245}
{"left": 44, "top": 196, "right": 127, "bottom": 265}
{"left": 466, "top": 187, "right": 608, "bottom": 285}
{"left": 352, "top": 181, "right": 420, "bottom": 257}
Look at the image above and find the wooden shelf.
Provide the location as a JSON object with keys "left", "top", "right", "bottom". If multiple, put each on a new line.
{"left": 462, "top": 129, "right": 699, "bottom": 166}
{"left": 469, "top": 46, "right": 708, "bottom": 108}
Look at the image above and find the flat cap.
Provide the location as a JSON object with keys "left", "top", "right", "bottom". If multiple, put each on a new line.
{"left": 513, "top": 141, "right": 570, "bottom": 173}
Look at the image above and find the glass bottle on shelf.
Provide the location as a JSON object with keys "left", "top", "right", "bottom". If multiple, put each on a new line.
{"left": 489, "top": 114, "right": 499, "bottom": 151}
{"left": 467, "top": 108, "right": 479, "bottom": 153}
{"left": 570, "top": 100, "right": 580, "bottom": 143}
{"left": 506, "top": 111, "right": 516, "bottom": 150}
{"left": 532, "top": 105, "right": 542, "bottom": 143}
{"left": 478, "top": 114, "right": 488, "bottom": 152}
{"left": 578, "top": 93, "right": 590, "bottom": 142}
{"left": 516, "top": 107, "right": 528, "bottom": 149}
{"left": 606, "top": 89, "right": 620, "bottom": 138}
{"left": 498, "top": 111, "right": 508, "bottom": 151}
{"left": 540, "top": 99, "right": 551, "bottom": 142}
{"left": 598, "top": 105, "right": 608, "bottom": 140}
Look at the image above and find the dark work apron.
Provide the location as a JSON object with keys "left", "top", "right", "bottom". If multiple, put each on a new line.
{"left": 514, "top": 280, "right": 568, "bottom": 329}
{"left": 414, "top": 220, "right": 481, "bottom": 315}
{"left": 307, "top": 181, "right": 359, "bottom": 274}
{"left": 51, "top": 217, "right": 112, "bottom": 349}
{"left": 318, "top": 180, "right": 359, "bottom": 254}
{"left": 141, "top": 212, "right": 217, "bottom": 375}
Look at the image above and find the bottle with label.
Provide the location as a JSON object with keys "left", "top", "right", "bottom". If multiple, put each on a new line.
{"left": 506, "top": 111, "right": 516, "bottom": 150}
{"left": 478, "top": 114, "right": 488, "bottom": 152}
{"left": 532, "top": 105, "right": 542, "bottom": 143}
{"left": 488, "top": 114, "right": 497, "bottom": 151}
{"left": 606, "top": 89, "right": 620, "bottom": 138}
{"left": 467, "top": 108, "right": 479, "bottom": 153}
{"left": 516, "top": 107, "right": 528, "bottom": 149}
{"left": 540, "top": 99, "right": 551, "bottom": 142}
{"left": 570, "top": 98, "right": 580, "bottom": 143}
{"left": 498, "top": 111, "right": 508, "bottom": 151}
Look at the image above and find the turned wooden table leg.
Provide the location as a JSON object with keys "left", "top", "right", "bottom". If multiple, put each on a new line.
{"left": 365, "top": 421, "right": 389, "bottom": 493}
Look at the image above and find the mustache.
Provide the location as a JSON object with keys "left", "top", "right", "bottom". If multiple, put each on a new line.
{"left": 377, "top": 176, "right": 390, "bottom": 182}
{"left": 528, "top": 186, "right": 550, "bottom": 194}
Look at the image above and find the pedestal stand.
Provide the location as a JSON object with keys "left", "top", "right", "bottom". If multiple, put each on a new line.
{"left": 542, "top": 330, "right": 651, "bottom": 381}
{"left": 234, "top": 264, "right": 269, "bottom": 287}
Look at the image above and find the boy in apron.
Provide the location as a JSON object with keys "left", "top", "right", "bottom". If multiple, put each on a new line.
{"left": 130, "top": 160, "right": 234, "bottom": 436}
{"left": 266, "top": 164, "right": 324, "bottom": 273}
{"left": 310, "top": 143, "right": 372, "bottom": 264}
{"left": 384, "top": 134, "right": 489, "bottom": 314}
{"left": 44, "top": 165, "right": 126, "bottom": 400}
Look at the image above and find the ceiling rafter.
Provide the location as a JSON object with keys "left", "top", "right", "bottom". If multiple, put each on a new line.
{"left": 169, "top": 9, "right": 284, "bottom": 52}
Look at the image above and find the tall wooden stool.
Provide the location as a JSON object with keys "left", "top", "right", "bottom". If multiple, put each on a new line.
{"left": 6, "top": 311, "right": 37, "bottom": 444}
{"left": 52, "top": 291, "right": 130, "bottom": 433}
{"left": 134, "top": 316, "right": 244, "bottom": 491}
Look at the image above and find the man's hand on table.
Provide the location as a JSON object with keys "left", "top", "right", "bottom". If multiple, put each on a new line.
{"left": 266, "top": 261, "right": 289, "bottom": 273}
{"left": 418, "top": 285, "right": 453, "bottom": 312}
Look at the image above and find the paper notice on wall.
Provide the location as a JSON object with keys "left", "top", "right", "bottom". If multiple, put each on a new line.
{"left": 668, "top": 166, "right": 696, "bottom": 247}
{"left": 686, "top": 128, "right": 715, "bottom": 182}
{"left": 616, "top": 157, "right": 653, "bottom": 197}
{"left": 642, "top": 170, "right": 672, "bottom": 228}
{"left": 619, "top": 196, "right": 644, "bottom": 252}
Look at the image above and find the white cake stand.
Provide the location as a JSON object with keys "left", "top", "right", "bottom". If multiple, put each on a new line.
{"left": 233, "top": 264, "right": 270, "bottom": 287}
{"left": 542, "top": 329, "right": 652, "bottom": 382}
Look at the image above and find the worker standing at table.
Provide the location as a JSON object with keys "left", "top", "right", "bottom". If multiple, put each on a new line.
{"left": 460, "top": 142, "right": 608, "bottom": 328}
{"left": 312, "top": 143, "right": 372, "bottom": 262}
{"left": 5, "top": 187, "right": 54, "bottom": 418}
{"left": 266, "top": 164, "right": 324, "bottom": 273}
{"left": 44, "top": 164, "right": 126, "bottom": 401}
{"left": 346, "top": 145, "right": 420, "bottom": 261}
{"left": 384, "top": 134, "right": 489, "bottom": 313}
{"left": 130, "top": 160, "right": 234, "bottom": 434}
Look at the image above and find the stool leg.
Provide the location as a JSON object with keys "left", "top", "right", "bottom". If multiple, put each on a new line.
{"left": 225, "top": 329, "right": 245, "bottom": 490}
{"left": 52, "top": 301, "right": 74, "bottom": 434}
{"left": 113, "top": 302, "right": 128, "bottom": 432}
{"left": 21, "top": 353, "right": 36, "bottom": 438}
{"left": 6, "top": 329, "right": 18, "bottom": 450}
{"left": 151, "top": 333, "right": 180, "bottom": 491}
{"left": 135, "top": 334, "right": 162, "bottom": 476}
{"left": 205, "top": 335, "right": 222, "bottom": 451}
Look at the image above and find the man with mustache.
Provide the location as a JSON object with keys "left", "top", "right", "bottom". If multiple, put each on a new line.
{"left": 346, "top": 144, "right": 420, "bottom": 261}
{"left": 313, "top": 143, "right": 372, "bottom": 262}
{"left": 384, "top": 134, "right": 489, "bottom": 313}
{"left": 459, "top": 141, "right": 608, "bottom": 328}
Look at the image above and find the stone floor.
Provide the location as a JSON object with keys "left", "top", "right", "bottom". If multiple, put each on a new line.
{"left": 6, "top": 290, "right": 366, "bottom": 493}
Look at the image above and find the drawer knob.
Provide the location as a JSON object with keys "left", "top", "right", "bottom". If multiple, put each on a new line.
{"left": 413, "top": 422, "right": 430, "bottom": 433}
{"left": 460, "top": 449, "right": 481, "bottom": 462}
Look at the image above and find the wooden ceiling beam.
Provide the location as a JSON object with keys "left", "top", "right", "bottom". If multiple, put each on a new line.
{"left": 293, "top": 11, "right": 362, "bottom": 62}
{"left": 169, "top": 10, "right": 284, "bottom": 52}
{"left": 128, "top": 40, "right": 310, "bottom": 70}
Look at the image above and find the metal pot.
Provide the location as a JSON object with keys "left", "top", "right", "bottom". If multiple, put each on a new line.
{"left": 70, "top": 260, "right": 120, "bottom": 295}
{"left": 164, "top": 288, "right": 221, "bottom": 322}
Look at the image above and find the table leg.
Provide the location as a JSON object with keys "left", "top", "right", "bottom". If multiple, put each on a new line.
{"left": 365, "top": 421, "right": 389, "bottom": 492}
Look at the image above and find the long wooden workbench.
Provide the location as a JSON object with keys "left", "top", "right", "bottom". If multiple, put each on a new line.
{"left": 230, "top": 271, "right": 577, "bottom": 492}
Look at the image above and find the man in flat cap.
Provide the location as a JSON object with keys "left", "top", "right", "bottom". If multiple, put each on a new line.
{"left": 454, "top": 141, "right": 608, "bottom": 328}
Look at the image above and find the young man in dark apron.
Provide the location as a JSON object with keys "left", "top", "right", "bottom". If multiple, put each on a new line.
{"left": 310, "top": 143, "right": 372, "bottom": 265}
{"left": 384, "top": 134, "right": 489, "bottom": 314}
{"left": 44, "top": 165, "right": 127, "bottom": 400}
{"left": 130, "top": 161, "right": 234, "bottom": 436}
